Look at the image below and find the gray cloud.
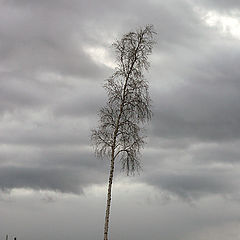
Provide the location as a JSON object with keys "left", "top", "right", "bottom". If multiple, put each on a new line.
{"left": 145, "top": 168, "right": 239, "bottom": 201}
{"left": 1, "top": 0, "right": 240, "bottom": 239}
{"left": 195, "top": 0, "right": 240, "bottom": 11}
{"left": 151, "top": 41, "right": 240, "bottom": 142}
{"left": 0, "top": 0, "right": 107, "bottom": 80}
{"left": 1, "top": 0, "right": 239, "bottom": 197}
{"left": 0, "top": 166, "right": 82, "bottom": 193}
{"left": 0, "top": 147, "right": 108, "bottom": 193}
{"left": 191, "top": 142, "right": 240, "bottom": 164}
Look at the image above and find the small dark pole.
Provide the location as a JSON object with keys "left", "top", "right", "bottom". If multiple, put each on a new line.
{"left": 6, "top": 235, "right": 8, "bottom": 240}
{"left": 14, "top": 237, "right": 16, "bottom": 240}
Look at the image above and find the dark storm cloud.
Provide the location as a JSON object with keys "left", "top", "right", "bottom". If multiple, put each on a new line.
{"left": 0, "top": 0, "right": 106, "bottom": 79}
{"left": 53, "top": 84, "right": 106, "bottom": 118}
{"left": 140, "top": 140, "right": 240, "bottom": 201}
{"left": 145, "top": 168, "right": 239, "bottom": 200}
{"left": 0, "top": 75, "right": 49, "bottom": 114}
{"left": 0, "top": 165, "right": 105, "bottom": 194}
{"left": 0, "top": 147, "right": 108, "bottom": 193}
{"left": 0, "top": 80, "right": 41, "bottom": 110}
{"left": 151, "top": 39, "right": 240, "bottom": 142}
{"left": 0, "top": 166, "right": 82, "bottom": 193}
{"left": 1, "top": 0, "right": 240, "bottom": 201}
{"left": 0, "top": 120, "right": 87, "bottom": 146}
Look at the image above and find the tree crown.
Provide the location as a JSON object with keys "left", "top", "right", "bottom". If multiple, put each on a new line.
{"left": 92, "top": 25, "right": 156, "bottom": 174}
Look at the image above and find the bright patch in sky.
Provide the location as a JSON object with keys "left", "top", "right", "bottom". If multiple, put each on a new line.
{"left": 84, "top": 46, "right": 116, "bottom": 69}
{"left": 201, "top": 10, "right": 240, "bottom": 39}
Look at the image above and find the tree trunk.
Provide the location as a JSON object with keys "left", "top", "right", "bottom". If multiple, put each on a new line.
{"left": 104, "top": 149, "right": 115, "bottom": 240}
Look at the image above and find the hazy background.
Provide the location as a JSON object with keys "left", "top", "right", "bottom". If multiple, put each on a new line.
{"left": 1, "top": 0, "right": 240, "bottom": 239}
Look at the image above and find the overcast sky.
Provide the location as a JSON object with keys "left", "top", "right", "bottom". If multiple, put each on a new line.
{"left": 1, "top": 0, "right": 240, "bottom": 239}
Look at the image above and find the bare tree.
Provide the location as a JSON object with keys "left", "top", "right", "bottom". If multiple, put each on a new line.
{"left": 91, "top": 25, "right": 156, "bottom": 240}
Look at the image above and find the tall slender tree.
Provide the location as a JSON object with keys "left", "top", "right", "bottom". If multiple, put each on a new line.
{"left": 91, "top": 25, "right": 156, "bottom": 240}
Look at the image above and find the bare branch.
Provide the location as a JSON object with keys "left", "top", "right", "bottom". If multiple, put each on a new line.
{"left": 91, "top": 25, "right": 156, "bottom": 174}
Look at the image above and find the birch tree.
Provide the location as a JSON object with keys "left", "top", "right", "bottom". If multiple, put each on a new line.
{"left": 91, "top": 25, "right": 156, "bottom": 240}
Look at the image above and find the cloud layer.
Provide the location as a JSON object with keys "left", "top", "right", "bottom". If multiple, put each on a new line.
{"left": 1, "top": 0, "right": 240, "bottom": 239}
